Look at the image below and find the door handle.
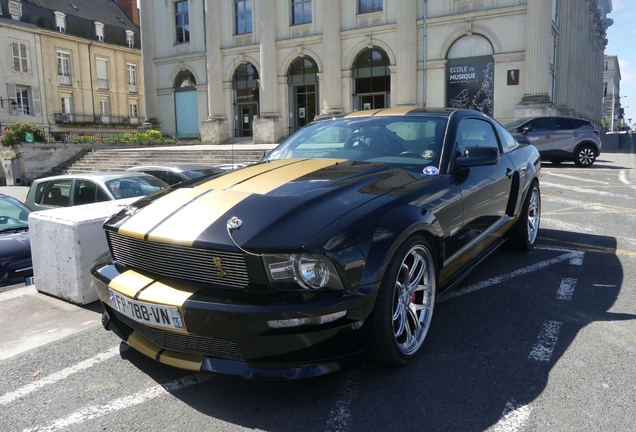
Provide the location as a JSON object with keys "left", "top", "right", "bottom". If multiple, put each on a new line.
{"left": 506, "top": 168, "right": 514, "bottom": 179}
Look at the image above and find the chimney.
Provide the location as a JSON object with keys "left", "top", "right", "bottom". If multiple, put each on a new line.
{"left": 117, "top": 0, "right": 139, "bottom": 26}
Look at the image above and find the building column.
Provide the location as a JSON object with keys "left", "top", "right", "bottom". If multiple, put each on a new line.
{"left": 253, "top": 1, "right": 281, "bottom": 143}
{"left": 521, "top": 0, "right": 553, "bottom": 104}
{"left": 139, "top": 0, "right": 160, "bottom": 129}
{"left": 321, "top": 0, "right": 343, "bottom": 115}
{"left": 201, "top": 0, "right": 228, "bottom": 144}
{"left": 395, "top": 0, "right": 417, "bottom": 107}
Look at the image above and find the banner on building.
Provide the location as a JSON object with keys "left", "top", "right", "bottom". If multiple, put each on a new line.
{"left": 446, "top": 55, "right": 494, "bottom": 116}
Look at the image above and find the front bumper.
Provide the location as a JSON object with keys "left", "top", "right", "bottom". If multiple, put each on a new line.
{"left": 93, "top": 263, "right": 375, "bottom": 379}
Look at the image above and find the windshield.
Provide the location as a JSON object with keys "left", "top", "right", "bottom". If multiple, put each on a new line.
{"left": 106, "top": 177, "right": 168, "bottom": 199}
{"left": 185, "top": 168, "right": 225, "bottom": 179}
{"left": 264, "top": 116, "right": 448, "bottom": 171}
{"left": 0, "top": 196, "right": 31, "bottom": 231}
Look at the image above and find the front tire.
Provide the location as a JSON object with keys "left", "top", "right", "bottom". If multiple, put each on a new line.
{"left": 574, "top": 144, "right": 596, "bottom": 167}
{"left": 367, "top": 235, "right": 436, "bottom": 366}
{"left": 509, "top": 181, "right": 541, "bottom": 251}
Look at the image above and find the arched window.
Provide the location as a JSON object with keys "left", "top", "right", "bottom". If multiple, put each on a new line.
{"left": 233, "top": 63, "right": 259, "bottom": 137}
{"left": 287, "top": 57, "right": 318, "bottom": 84}
{"left": 174, "top": 70, "right": 196, "bottom": 88}
{"left": 288, "top": 57, "right": 318, "bottom": 130}
{"left": 232, "top": 63, "right": 259, "bottom": 89}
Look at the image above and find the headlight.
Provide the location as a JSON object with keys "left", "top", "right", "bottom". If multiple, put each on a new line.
{"left": 263, "top": 253, "right": 344, "bottom": 290}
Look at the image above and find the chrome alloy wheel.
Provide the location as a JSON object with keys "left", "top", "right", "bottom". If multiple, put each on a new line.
{"left": 577, "top": 147, "right": 595, "bottom": 166}
{"left": 392, "top": 245, "right": 436, "bottom": 356}
{"left": 526, "top": 186, "right": 541, "bottom": 244}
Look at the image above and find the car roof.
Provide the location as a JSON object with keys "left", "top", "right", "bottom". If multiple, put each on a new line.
{"left": 127, "top": 163, "right": 219, "bottom": 172}
{"left": 32, "top": 171, "right": 158, "bottom": 183}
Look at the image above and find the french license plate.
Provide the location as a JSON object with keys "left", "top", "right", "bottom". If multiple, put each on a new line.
{"left": 109, "top": 289, "right": 184, "bottom": 330}
{"left": 25, "top": 276, "right": 34, "bottom": 286}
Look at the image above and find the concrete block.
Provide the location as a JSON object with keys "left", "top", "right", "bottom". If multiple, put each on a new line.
{"left": 28, "top": 198, "right": 137, "bottom": 305}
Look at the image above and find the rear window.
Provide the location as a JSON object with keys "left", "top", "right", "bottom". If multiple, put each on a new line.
{"left": 105, "top": 176, "right": 167, "bottom": 199}
{"left": 41, "top": 180, "right": 72, "bottom": 207}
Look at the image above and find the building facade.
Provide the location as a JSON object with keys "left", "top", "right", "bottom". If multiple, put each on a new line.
{"left": 141, "top": 0, "right": 613, "bottom": 144}
{"left": 602, "top": 55, "right": 621, "bottom": 131}
{"left": 0, "top": 0, "right": 143, "bottom": 139}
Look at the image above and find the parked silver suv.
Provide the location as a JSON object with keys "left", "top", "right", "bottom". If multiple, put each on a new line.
{"left": 505, "top": 116, "right": 602, "bottom": 167}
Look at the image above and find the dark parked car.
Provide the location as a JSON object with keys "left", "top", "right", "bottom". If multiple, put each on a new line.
{"left": 0, "top": 194, "right": 33, "bottom": 287}
{"left": 26, "top": 172, "right": 168, "bottom": 212}
{"left": 92, "top": 108, "right": 541, "bottom": 379}
{"left": 505, "top": 116, "right": 602, "bottom": 167}
{"left": 126, "top": 163, "right": 225, "bottom": 186}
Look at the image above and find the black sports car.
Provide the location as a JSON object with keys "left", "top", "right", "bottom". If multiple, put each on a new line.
{"left": 92, "top": 108, "right": 541, "bottom": 379}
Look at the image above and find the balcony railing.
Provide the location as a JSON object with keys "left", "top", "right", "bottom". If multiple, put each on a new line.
{"left": 97, "top": 79, "right": 109, "bottom": 90}
{"left": 54, "top": 112, "right": 140, "bottom": 126}
{"left": 128, "top": 83, "right": 138, "bottom": 93}
{"left": 58, "top": 75, "right": 73, "bottom": 86}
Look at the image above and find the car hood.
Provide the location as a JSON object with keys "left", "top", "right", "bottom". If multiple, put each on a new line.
{"left": 105, "top": 158, "right": 430, "bottom": 250}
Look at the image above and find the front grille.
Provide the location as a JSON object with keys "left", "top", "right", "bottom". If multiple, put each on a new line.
{"left": 108, "top": 231, "right": 249, "bottom": 289}
{"left": 115, "top": 310, "right": 246, "bottom": 361}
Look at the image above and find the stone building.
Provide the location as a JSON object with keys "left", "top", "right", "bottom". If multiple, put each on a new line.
{"left": 140, "top": 0, "right": 613, "bottom": 144}
{"left": 0, "top": 0, "right": 143, "bottom": 139}
{"left": 602, "top": 55, "right": 621, "bottom": 131}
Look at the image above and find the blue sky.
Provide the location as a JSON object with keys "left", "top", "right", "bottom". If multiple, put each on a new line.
{"left": 606, "top": 0, "right": 635, "bottom": 127}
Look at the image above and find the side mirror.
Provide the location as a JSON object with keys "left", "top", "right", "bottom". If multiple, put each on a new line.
{"left": 522, "top": 126, "right": 532, "bottom": 135}
{"left": 261, "top": 149, "right": 273, "bottom": 161}
{"left": 455, "top": 146, "right": 500, "bottom": 168}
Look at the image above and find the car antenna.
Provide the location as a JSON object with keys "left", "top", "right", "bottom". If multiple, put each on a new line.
{"left": 226, "top": 216, "right": 263, "bottom": 256}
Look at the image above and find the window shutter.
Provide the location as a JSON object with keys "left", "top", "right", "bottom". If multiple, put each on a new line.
{"left": 32, "top": 86, "right": 41, "bottom": 116}
{"left": 96, "top": 59, "right": 108, "bottom": 80}
{"left": 20, "top": 43, "right": 28, "bottom": 73}
{"left": 12, "top": 42, "right": 20, "bottom": 72}
{"left": 7, "top": 83, "right": 17, "bottom": 115}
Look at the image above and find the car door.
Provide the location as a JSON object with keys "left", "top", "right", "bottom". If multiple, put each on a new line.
{"left": 521, "top": 117, "right": 554, "bottom": 158}
{"left": 445, "top": 117, "right": 515, "bottom": 262}
{"left": 552, "top": 117, "right": 578, "bottom": 155}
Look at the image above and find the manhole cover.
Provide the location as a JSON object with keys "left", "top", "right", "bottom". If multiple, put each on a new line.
{"left": 542, "top": 188, "right": 562, "bottom": 196}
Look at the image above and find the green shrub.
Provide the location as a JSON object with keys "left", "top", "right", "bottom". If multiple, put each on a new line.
{"left": 1, "top": 123, "right": 46, "bottom": 147}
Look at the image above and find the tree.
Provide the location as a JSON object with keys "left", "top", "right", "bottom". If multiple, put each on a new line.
{"left": 1, "top": 123, "right": 46, "bottom": 147}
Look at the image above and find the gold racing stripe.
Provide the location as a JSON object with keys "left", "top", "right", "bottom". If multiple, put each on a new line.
{"left": 117, "top": 188, "right": 207, "bottom": 240}
{"left": 135, "top": 281, "right": 199, "bottom": 333}
{"left": 230, "top": 158, "right": 346, "bottom": 195}
{"left": 147, "top": 189, "right": 252, "bottom": 245}
{"left": 108, "top": 270, "right": 154, "bottom": 298}
{"left": 126, "top": 331, "right": 161, "bottom": 358}
{"left": 379, "top": 107, "right": 417, "bottom": 116}
{"left": 196, "top": 158, "right": 303, "bottom": 191}
{"left": 344, "top": 109, "right": 382, "bottom": 118}
{"left": 159, "top": 351, "right": 205, "bottom": 372}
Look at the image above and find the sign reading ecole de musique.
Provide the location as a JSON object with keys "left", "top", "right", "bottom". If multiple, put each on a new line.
{"left": 446, "top": 55, "right": 494, "bottom": 116}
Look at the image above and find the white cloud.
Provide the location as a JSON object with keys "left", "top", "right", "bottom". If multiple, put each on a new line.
{"left": 613, "top": 0, "right": 626, "bottom": 11}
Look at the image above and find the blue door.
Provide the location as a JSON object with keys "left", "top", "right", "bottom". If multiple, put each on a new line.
{"left": 175, "top": 90, "right": 198, "bottom": 139}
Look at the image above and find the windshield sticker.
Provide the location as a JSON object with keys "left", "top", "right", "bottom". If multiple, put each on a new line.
{"left": 423, "top": 166, "right": 439, "bottom": 176}
{"left": 421, "top": 150, "right": 435, "bottom": 159}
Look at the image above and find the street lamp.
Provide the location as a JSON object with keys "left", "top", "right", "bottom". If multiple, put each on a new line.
{"left": 0, "top": 99, "right": 17, "bottom": 109}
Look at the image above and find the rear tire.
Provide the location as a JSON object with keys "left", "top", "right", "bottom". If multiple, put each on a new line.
{"left": 367, "top": 235, "right": 436, "bottom": 366}
{"left": 574, "top": 144, "right": 596, "bottom": 167}
{"left": 509, "top": 181, "right": 541, "bottom": 251}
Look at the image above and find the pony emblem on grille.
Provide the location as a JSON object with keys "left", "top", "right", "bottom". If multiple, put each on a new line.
{"left": 213, "top": 257, "right": 227, "bottom": 277}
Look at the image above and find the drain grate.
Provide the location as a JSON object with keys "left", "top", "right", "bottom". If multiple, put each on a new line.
{"left": 541, "top": 188, "right": 563, "bottom": 196}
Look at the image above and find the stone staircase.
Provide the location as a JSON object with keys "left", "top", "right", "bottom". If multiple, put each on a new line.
{"left": 56, "top": 147, "right": 266, "bottom": 175}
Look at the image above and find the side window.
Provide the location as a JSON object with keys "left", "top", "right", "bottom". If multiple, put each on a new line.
{"left": 165, "top": 172, "right": 187, "bottom": 185}
{"left": 74, "top": 180, "right": 98, "bottom": 205}
{"left": 456, "top": 118, "right": 500, "bottom": 156}
{"left": 495, "top": 123, "right": 519, "bottom": 153}
{"left": 42, "top": 179, "right": 72, "bottom": 207}
{"left": 34, "top": 181, "right": 48, "bottom": 204}
{"left": 526, "top": 118, "right": 552, "bottom": 132}
{"left": 555, "top": 118, "right": 576, "bottom": 130}
{"left": 96, "top": 186, "right": 110, "bottom": 202}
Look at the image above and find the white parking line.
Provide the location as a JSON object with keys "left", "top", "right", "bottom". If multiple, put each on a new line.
{"left": 541, "top": 181, "right": 633, "bottom": 199}
{"left": 326, "top": 370, "right": 359, "bottom": 432}
{"left": 555, "top": 278, "right": 577, "bottom": 301}
{"left": 493, "top": 400, "right": 532, "bottom": 432}
{"left": 546, "top": 172, "right": 613, "bottom": 185}
{"left": 528, "top": 320, "right": 563, "bottom": 362}
{"left": 0, "top": 346, "right": 120, "bottom": 406}
{"left": 438, "top": 248, "right": 584, "bottom": 302}
{"left": 542, "top": 217, "right": 636, "bottom": 249}
{"left": 23, "top": 373, "right": 210, "bottom": 432}
{"left": 619, "top": 170, "right": 631, "bottom": 185}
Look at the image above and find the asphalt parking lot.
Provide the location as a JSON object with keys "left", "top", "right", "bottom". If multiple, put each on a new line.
{"left": 0, "top": 139, "right": 635, "bottom": 432}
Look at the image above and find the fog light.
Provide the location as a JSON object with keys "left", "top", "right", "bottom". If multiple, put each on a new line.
{"left": 267, "top": 311, "right": 347, "bottom": 329}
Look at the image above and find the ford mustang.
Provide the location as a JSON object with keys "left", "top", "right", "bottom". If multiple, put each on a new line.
{"left": 92, "top": 108, "right": 541, "bottom": 379}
